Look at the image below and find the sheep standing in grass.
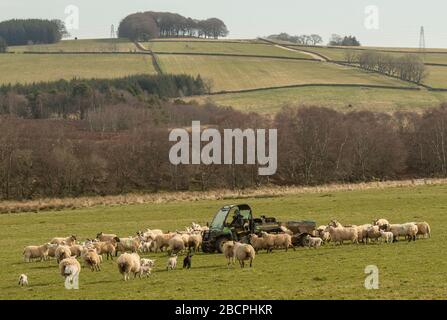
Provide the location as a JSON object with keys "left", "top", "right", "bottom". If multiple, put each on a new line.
{"left": 326, "top": 225, "right": 358, "bottom": 245}
{"left": 59, "top": 257, "right": 81, "bottom": 287}
{"left": 187, "top": 233, "right": 202, "bottom": 252}
{"left": 83, "top": 248, "right": 102, "bottom": 271}
{"left": 23, "top": 243, "right": 52, "bottom": 262}
{"left": 305, "top": 235, "right": 323, "bottom": 248}
{"left": 47, "top": 243, "right": 59, "bottom": 259}
{"left": 96, "top": 232, "right": 118, "bottom": 242}
{"left": 18, "top": 274, "right": 28, "bottom": 286}
{"left": 260, "top": 232, "right": 276, "bottom": 253}
{"left": 55, "top": 245, "right": 72, "bottom": 263}
{"left": 138, "top": 229, "right": 163, "bottom": 241}
{"left": 274, "top": 233, "right": 294, "bottom": 251}
{"left": 93, "top": 240, "right": 118, "bottom": 260}
{"left": 51, "top": 235, "right": 77, "bottom": 246}
{"left": 415, "top": 222, "right": 431, "bottom": 239}
{"left": 233, "top": 242, "right": 255, "bottom": 268}
{"left": 167, "top": 255, "right": 178, "bottom": 271}
{"left": 248, "top": 234, "right": 267, "bottom": 253}
{"left": 316, "top": 226, "right": 331, "bottom": 243}
{"left": 154, "top": 233, "right": 175, "bottom": 252}
{"left": 116, "top": 237, "right": 140, "bottom": 255}
{"left": 389, "top": 223, "right": 418, "bottom": 242}
{"left": 117, "top": 253, "right": 141, "bottom": 281}
{"left": 356, "top": 224, "right": 372, "bottom": 244}
{"left": 139, "top": 259, "right": 155, "bottom": 277}
{"left": 373, "top": 219, "right": 390, "bottom": 231}
{"left": 139, "top": 240, "right": 153, "bottom": 253}
{"left": 69, "top": 244, "right": 84, "bottom": 258}
{"left": 168, "top": 235, "right": 185, "bottom": 254}
{"left": 223, "top": 241, "right": 235, "bottom": 267}
{"left": 366, "top": 225, "right": 382, "bottom": 243}
{"left": 379, "top": 230, "right": 394, "bottom": 243}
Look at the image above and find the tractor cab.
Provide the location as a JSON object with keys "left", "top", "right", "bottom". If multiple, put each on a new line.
{"left": 202, "top": 204, "right": 254, "bottom": 253}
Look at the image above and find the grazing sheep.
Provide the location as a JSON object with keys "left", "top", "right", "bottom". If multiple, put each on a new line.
{"left": 248, "top": 234, "right": 268, "bottom": 253}
{"left": 305, "top": 235, "right": 323, "bottom": 248}
{"left": 59, "top": 257, "right": 81, "bottom": 287}
{"left": 326, "top": 225, "right": 358, "bottom": 245}
{"left": 69, "top": 244, "right": 84, "bottom": 258}
{"left": 83, "top": 248, "right": 102, "bottom": 271}
{"left": 415, "top": 222, "right": 431, "bottom": 239}
{"left": 117, "top": 253, "right": 141, "bottom": 281}
{"left": 51, "top": 235, "right": 77, "bottom": 246}
{"left": 93, "top": 241, "right": 117, "bottom": 260}
{"left": 167, "top": 255, "right": 178, "bottom": 271}
{"left": 223, "top": 241, "right": 235, "bottom": 267}
{"left": 373, "top": 219, "right": 390, "bottom": 231}
{"left": 18, "top": 274, "right": 28, "bottom": 286}
{"left": 379, "top": 230, "right": 394, "bottom": 243}
{"left": 389, "top": 223, "right": 418, "bottom": 242}
{"left": 366, "top": 225, "right": 382, "bottom": 243}
{"left": 187, "top": 234, "right": 202, "bottom": 252}
{"left": 55, "top": 245, "right": 72, "bottom": 263}
{"left": 168, "top": 235, "right": 185, "bottom": 254}
{"left": 96, "top": 232, "right": 118, "bottom": 242}
{"left": 116, "top": 237, "right": 140, "bottom": 255}
{"left": 154, "top": 233, "right": 176, "bottom": 252}
{"left": 23, "top": 243, "right": 52, "bottom": 262}
{"left": 233, "top": 242, "right": 255, "bottom": 268}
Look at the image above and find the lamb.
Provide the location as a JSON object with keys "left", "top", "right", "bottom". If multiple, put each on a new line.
{"left": 415, "top": 222, "right": 431, "bottom": 239}
{"left": 51, "top": 235, "right": 77, "bottom": 246}
{"left": 233, "top": 242, "right": 255, "bottom": 268}
{"left": 139, "top": 265, "right": 153, "bottom": 278}
{"left": 96, "top": 232, "right": 118, "bottom": 242}
{"left": 326, "top": 225, "right": 358, "bottom": 245}
{"left": 18, "top": 274, "right": 28, "bottom": 286}
{"left": 168, "top": 235, "right": 185, "bottom": 254}
{"left": 139, "top": 240, "right": 153, "bottom": 253}
{"left": 379, "top": 230, "right": 394, "bottom": 243}
{"left": 154, "top": 232, "right": 176, "bottom": 252}
{"left": 23, "top": 243, "right": 52, "bottom": 262}
{"left": 167, "top": 255, "right": 178, "bottom": 271}
{"left": 366, "top": 225, "right": 382, "bottom": 243}
{"left": 116, "top": 237, "right": 140, "bottom": 255}
{"left": 117, "top": 253, "right": 141, "bottom": 281}
{"left": 187, "top": 233, "right": 202, "bottom": 252}
{"left": 248, "top": 234, "right": 268, "bottom": 253}
{"left": 140, "top": 258, "right": 156, "bottom": 268}
{"left": 83, "top": 248, "right": 102, "bottom": 271}
{"left": 223, "top": 241, "right": 235, "bottom": 267}
{"left": 389, "top": 223, "right": 418, "bottom": 242}
{"left": 92, "top": 241, "right": 117, "bottom": 260}
{"left": 59, "top": 257, "right": 81, "bottom": 287}
{"left": 305, "top": 235, "right": 323, "bottom": 248}
{"left": 55, "top": 245, "right": 72, "bottom": 263}
{"left": 373, "top": 219, "right": 390, "bottom": 230}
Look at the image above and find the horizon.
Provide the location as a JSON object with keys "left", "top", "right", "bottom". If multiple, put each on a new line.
{"left": 1, "top": 0, "right": 446, "bottom": 49}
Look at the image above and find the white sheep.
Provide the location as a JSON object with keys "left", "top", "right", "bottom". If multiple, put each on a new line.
{"left": 187, "top": 233, "right": 202, "bottom": 252}
{"left": 326, "top": 225, "right": 358, "bottom": 245}
{"left": 305, "top": 235, "right": 323, "bottom": 248}
{"left": 249, "top": 234, "right": 267, "bottom": 253}
{"left": 168, "top": 235, "right": 185, "bottom": 254}
{"left": 51, "top": 235, "right": 77, "bottom": 246}
{"left": 356, "top": 224, "right": 372, "bottom": 243}
{"left": 23, "top": 243, "right": 52, "bottom": 262}
{"left": 59, "top": 257, "right": 81, "bottom": 287}
{"left": 167, "top": 255, "right": 178, "bottom": 271}
{"left": 83, "top": 248, "right": 102, "bottom": 271}
{"left": 389, "top": 223, "right": 418, "bottom": 242}
{"left": 233, "top": 242, "right": 255, "bottom": 268}
{"left": 414, "top": 222, "right": 431, "bottom": 239}
{"left": 373, "top": 219, "right": 390, "bottom": 230}
{"left": 379, "top": 230, "right": 393, "bottom": 243}
{"left": 55, "top": 245, "right": 72, "bottom": 263}
{"left": 366, "top": 225, "right": 382, "bottom": 243}
{"left": 18, "top": 274, "right": 28, "bottom": 286}
{"left": 117, "top": 253, "right": 141, "bottom": 281}
{"left": 154, "top": 233, "right": 176, "bottom": 252}
{"left": 223, "top": 241, "right": 235, "bottom": 267}
{"left": 96, "top": 232, "right": 118, "bottom": 242}
{"left": 316, "top": 225, "right": 331, "bottom": 243}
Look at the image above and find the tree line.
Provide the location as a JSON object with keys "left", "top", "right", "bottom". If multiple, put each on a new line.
{"left": 346, "top": 50, "right": 427, "bottom": 84}
{"left": 0, "top": 19, "right": 68, "bottom": 46}
{"left": 0, "top": 74, "right": 209, "bottom": 120}
{"left": 2, "top": 100, "right": 447, "bottom": 200}
{"left": 267, "top": 33, "right": 323, "bottom": 45}
{"left": 118, "top": 11, "right": 229, "bottom": 41}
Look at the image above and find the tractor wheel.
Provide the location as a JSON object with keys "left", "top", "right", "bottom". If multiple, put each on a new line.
{"left": 216, "top": 237, "right": 228, "bottom": 253}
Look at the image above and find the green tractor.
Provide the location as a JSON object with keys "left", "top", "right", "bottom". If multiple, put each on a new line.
{"left": 201, "top": 204, "right": 316, "bottom": 253}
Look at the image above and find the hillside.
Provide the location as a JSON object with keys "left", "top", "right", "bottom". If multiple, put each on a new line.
{"left": 3, "top": 38, "right": 447, "bottom": 112}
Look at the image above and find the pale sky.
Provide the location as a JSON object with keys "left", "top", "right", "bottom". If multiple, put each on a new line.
{"left": 1, "top": 0, "right": 446, "bottom": 48}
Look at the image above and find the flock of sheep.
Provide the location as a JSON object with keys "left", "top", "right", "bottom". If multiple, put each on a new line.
{"left": 19, "top": 218, "right": 431, "bottom": 286}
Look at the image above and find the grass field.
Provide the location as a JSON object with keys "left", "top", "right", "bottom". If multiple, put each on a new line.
{"left": 423, "top": 66, "right": 447, "bottom": 88}
{"left": 157, "top": 55, "right": 412, "bottom": 92}
{"left": 143, "top": 41, "right": 312, "bottom": 59}
{"left": 0, "top": 183, "right": 446, "bottom": 300}
{"left": 185, "top": 86, "right": 447, "bottom": 114}
{"left": 8, "top": 39, "right": 138, "bottom": 53}
{"left": 0, "top": 54, "right": 156, "bottom": 85}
